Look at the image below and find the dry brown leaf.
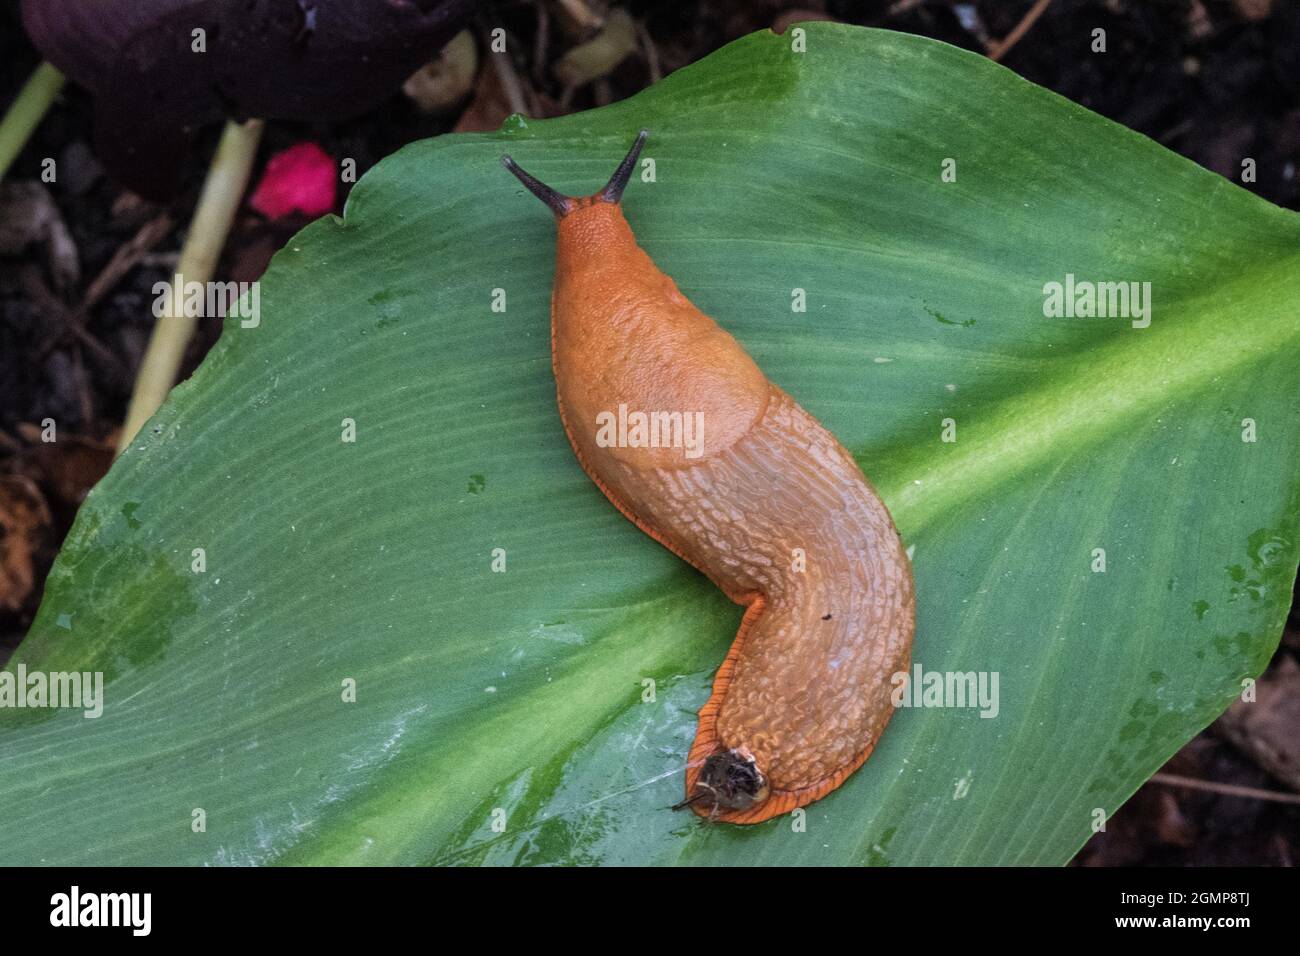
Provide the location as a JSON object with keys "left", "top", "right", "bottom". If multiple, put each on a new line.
{"left": 403, "top": 30, "right": 480, "bottom": 115}
{"left": 1218, "top": 656, "right": 1300, "bottom": 793}
{"left": 1233, "top": 0, "right": 1274, "bottom": 22}
{"left": 452, "top": 58, "right": 515, "bottom": 133}
{"left": 0, "top": 182, "right": 80, "bottom": 293}
{"left": 553, "top": 8, "right": 637, "bottom": 89}
{"left": 0, "top": 475, "right": 52, "bottom": 612}
{"left": 772, "top": 9, "right": 838, "bottom": 36}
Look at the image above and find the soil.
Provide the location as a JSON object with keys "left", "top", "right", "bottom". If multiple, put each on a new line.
{"left": 1, "top": 0, "right": 1296, "bottom": 866}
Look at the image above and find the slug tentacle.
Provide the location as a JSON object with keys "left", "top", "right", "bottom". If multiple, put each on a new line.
{"left": 501, "top": 128, "right": 649, "bottom": 218}
{"left": 598, "top": 128, "right": 649, "bottom": 204}
{"left": 500, "top": 155, "right": 575, "bottom": 217}
{"left": 502, "top": 131, "right": 916, "bottom": 824}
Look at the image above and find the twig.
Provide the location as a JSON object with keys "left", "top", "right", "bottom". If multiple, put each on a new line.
{"left": 532, "top": 1, "right": 550, "bottom": 86}
{"left": 73, "top": 343, "right": 93, "bottom": 425}
{"left": 38, "top": 211, "right": 177, "bottom": 364}
{"left": 1157, "top": 118, "right": 1193, "bottom": 145}
{"left": 887, "top": 0, "right": 927, "bottom": 16}
{"left": 0, "top": 62, "right": 65, "bottom": 185}
{"left": 20, "top": 266, "right": 119, "bottom": 368}
{"left": 1151, "top": 772, "right": 1300, "bottom": 805}
{"left": 83, "top": 212, "right": 177, "bottom": 310}
{"left": 988, "top": 0, "right": 1053, "bottom": 63}
{"left": 1275, "top": 833, "right": 1293, "bottom": 867}
{"left": 118, "top": 118, "right": 264, "bottom": 454}
{"left": 489, "top": 37, "right": 531, "bottom": 117}
{"left": 636, "top": 19, "right": 662, "bottom": 84}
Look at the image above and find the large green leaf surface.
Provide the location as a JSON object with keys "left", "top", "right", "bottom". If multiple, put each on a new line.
{"left": 3, "top": 24, "right": 1298, "bottom": 865}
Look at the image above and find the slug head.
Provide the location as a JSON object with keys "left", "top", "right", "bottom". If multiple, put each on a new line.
{"left": 501, "top": 129, "right": 648, "bottom": 218}
{"left": 676, "top": 747, "right": 771, "bottom": 818}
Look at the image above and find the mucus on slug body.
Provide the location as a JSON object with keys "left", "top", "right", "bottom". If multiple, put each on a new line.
{"left": 502, "top": 130, "right": 915, "bottom": 824}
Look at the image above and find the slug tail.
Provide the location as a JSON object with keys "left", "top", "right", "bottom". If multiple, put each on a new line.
{"left": 680, "top": 598, "right": 807, "bottom": 825}
{"left": 684, "top": 596, "right": 882, "bottom": 825}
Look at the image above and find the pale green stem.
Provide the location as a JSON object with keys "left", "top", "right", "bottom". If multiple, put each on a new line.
{"left": 0, "top": 62, "right": 65, "bottom": 185}
{"left": 118, "top": 117, "right": 266, "bottom": 454}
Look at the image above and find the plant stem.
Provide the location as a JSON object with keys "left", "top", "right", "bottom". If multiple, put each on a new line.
{"left": 1151, "top": 772, "right": 1300, "bottom": 806}
{"left": 0, "top": 62, "right": 65, "bottom": 185}
{"left": 118, "top": 117, "right": 265, "bottom": 454}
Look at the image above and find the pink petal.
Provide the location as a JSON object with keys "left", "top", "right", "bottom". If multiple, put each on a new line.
{"left": 249, "top": 142, "right": 338, "bottom": 219}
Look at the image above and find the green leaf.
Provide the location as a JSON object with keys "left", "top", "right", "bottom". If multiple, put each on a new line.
{"left": 3, "top": 23, "right": 1297, "bottom": 866}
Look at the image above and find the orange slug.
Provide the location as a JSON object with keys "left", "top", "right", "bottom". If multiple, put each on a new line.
{"left": 502, "top": 131, "right": 915, "bottom": 824}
